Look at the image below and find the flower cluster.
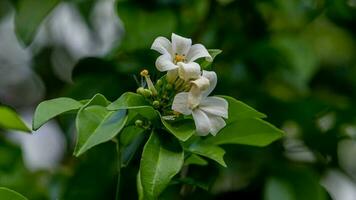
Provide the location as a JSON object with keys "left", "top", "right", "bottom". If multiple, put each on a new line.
{"left": 137, "top": 33, "right": 228, "bottom": 136}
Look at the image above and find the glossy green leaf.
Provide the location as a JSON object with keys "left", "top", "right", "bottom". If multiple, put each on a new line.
{"left": 120, "top": 126, "right": 146, "bottom": 167}
{"left": 0, "top": 106, "right": 30, "bottom": 132}
{"left": 137, "top": 170, "right": 144, "bottom": 200}
{"left": 184, "top": 154, "right": 208, "bottom": 166}
{"left": 221, "top": 96, "right": 266, "bottom": 123}
{"left": 139, "top": 132, "right": 184, "bottom": 199}
{"left": 108, "top": 92, "right": 159, "bottom": 123}
{"left": 74, "top": 94, "right": 127, "bottom": 156}
{"left": 107, "top": 92, "right": 148, "bottom": 110}
{"left": 161, "top": 118, "right": 195, "bottom": 141}
{"left": 82, "top": 94, "right": 110, "bottom": 107}
{"left": 0, "top": 187, "right": 27, "bottom": 200}
{"left": 201, "top": 49, "right": 223, "bottom": 69}
{"left": 129, "top": 106, "right": 159, "bottom": 123}
{"left": 14, "top": 0, "right": 60, "bottom": 45}
{"left": 33, "top": 97, "right": 83, "bottom": 130}
{"left": 187, "top": 140, "right": 227, "bottom": 167}
{"left": 75, "top": 106, "right": 127, "bottom": 156}
{"left": 206, "top": 118, "right": 284, "bottom": 147}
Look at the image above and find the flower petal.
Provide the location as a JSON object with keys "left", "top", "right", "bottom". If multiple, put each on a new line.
{"left": 187, "top": 76, "right": 210, "bottom": 109}
{"left": 171, "top": 33, "right": 192, "bottom": 56}
{"left": 205, "top": 113, "right": 226, "bottom": 136}
{"left": 166, "top": 68, "right": 178, "bottom": 83}
{"left": 200, "top": 96, "right": 228, "bottom": 118}
{"left": 187, "top": 44, "right": 212, "bottom": 62}
{"left": 151, "top": 36, "right": 172, "bottom": 55}
{"left": 155, "top": 54, "right": 178, "bottom": 72}
{"left": 178, "top": 62, "right": 201, "bottom": 81}
{"left": 172, "top": 92, "right": 192, "bottom": 115}
{"left": 192, "top": 109, "right": 211, "bottom": 136}
{"left": 202, "top": 70, "right": 217, "bottom": 98}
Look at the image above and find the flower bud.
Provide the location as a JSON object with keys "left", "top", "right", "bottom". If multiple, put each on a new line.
{"left": 156, "top": 79, "right": 163, "bottom": 87}
{"left": 152, "top": 100, "right": 160, "bottom": 108}
{"left": 136, "top": 87, "right": 145, "bottom": 95}
{"left": 135, "top": 120, "right": 143, "bottom": 127}
{"left": 140, "top": 69, "right": 157, "bottom": 96}
{"left": 142, "top": 89, "right": 152, "bottom": 97}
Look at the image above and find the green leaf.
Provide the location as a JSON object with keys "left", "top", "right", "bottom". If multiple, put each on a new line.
{"left": 33, "top": 97, "right": 83, "bottom": 130}
{"left": 200, "top": 49, "right": 223, "bottom": 69}
{"left": 0, "top": 187, "right": 27, "bottom": 200}
{"left": 184, "top": 154, "right": 208, "bottom": 166}
{"left": 120, "top": 126, "right": 146, "bottom": 167}
{"left": 187, "top": 140, "right": 227, "bottom": 167}
{"left": 75, "top": 106, "right": 127, "bottom": 156}
{"left": 139, "top": 132, "right": 184, "bottom": 199}
{"left": 206, "top": 118, "right": 284, "bottom": 147}
{"left": 83, "top": 94, "right": 110, "bottom": 107}
{"left": 161, "top": 118, "right": 195, "bottom": 142}
{"left": 107, "top": 92, "right": 148, "bottom": 110}
{"left": 108, "top": 92, "right": 159, "bottom": 123}
{"left": 0, "top": 106, "right": 30, "bottom": 132}
{"left": 14, "top": 0, "right": 60, "bottom": 46}
{"left": 221, "top": 95, "right": 266, "bottom": 123}
{"left": 137, "top": 170, "right": 144, "bottom": 200}
{"left": 74, "top": 94, "right": 127, "bottom": 156}
{"left": 127, "top": 106, "right": 159, "bottom": 123}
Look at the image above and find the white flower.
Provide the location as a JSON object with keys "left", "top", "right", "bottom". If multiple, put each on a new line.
{"left": 172, "top": 71, "right": 228, "bottom": 136}
{"left": 151, "top": 33, "right": 212, "bottom": 82}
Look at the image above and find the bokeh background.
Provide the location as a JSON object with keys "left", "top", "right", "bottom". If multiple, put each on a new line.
{"left": 1, "top": 0, "right": 356, "bottom": 199}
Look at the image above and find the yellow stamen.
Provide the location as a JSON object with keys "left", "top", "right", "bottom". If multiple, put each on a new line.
{"left": 174, "top": 54, "right": 185, "bottom": 63}
{"left": 140, "top": 69, "right": 157, "bottom": 96}
{"left": 140, "top": 69, "right": 149, "bottom": 77}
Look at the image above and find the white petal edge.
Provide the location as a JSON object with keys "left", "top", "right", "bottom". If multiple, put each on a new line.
{"left": 205, "top": 113, "right": 226, "bottom": 136}
{"left": 188, "top": 76, "right": 210, "bottom": 109}
{"left": 202, "top": 70, "right": 217, "bottom": 98}
{"left": 192, "top": 109, "right": 211, "bottom": 136}
{"left": 172, "top": 92, "right": 192, "bottom": 115}
{"left": 155, "top": 54, "right": 178, "bottom": 72}
{"left": 178, "top": 62, "right": 201, "bottom": 81}
{"left": 171, "top": 33, "right": 192, "bottom": 56}
{"left": 151, "top": 36, "right": 172, "bottom": 55}
{"left": 200, "top": 96, "right": 228, "bottom": 119}
{"left": 187, "top": 44, "right": 212, "bottom": 62}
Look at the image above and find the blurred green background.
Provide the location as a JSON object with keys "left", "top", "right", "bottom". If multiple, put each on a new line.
{"left": 0, "top": 0, "right": 356, "bottom": 199}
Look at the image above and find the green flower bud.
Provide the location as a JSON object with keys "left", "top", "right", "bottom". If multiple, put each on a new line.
{"left": 135, "top": 120, "right": 143, "bottom": 127}
{"left": 142, "top": 89, "right": 152, "bottom": 97}
{"left": 136, "top": 87, "right": 145, "bottom": 95}
{"left": 152, "top": 100, "right": 160, "bottom": 108}
{"left": 156, "top": 79, "right": 163, "bottom": 87}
